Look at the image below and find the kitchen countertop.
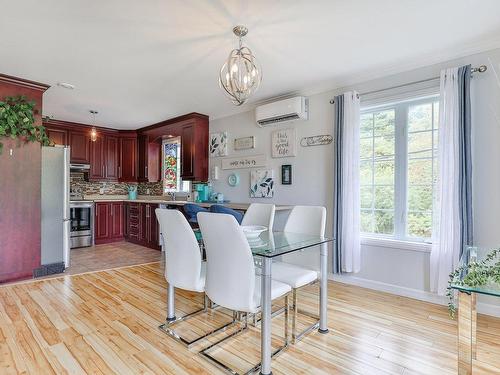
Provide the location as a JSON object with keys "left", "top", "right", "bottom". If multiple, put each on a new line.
{"left": 82, "top": 195, "right": 293, "bottom": 211}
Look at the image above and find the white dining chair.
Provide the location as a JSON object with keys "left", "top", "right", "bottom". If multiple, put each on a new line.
{"left": 156, "top": 208, "right": 234, "bottom": 347}
{"left": 241, "top": 203, "right": 276, "bottom": 231}
{"left": 271, "top": 205, "right": 326, "bottom": 343}
{"left": 197, "top": 212, "right": 291, "bottom": 374}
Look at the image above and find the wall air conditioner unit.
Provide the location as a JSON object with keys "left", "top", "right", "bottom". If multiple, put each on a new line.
{"left": 255, "top": 96, "right": 308, "bottom": 127}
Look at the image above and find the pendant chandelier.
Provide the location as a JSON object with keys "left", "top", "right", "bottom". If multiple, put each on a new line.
{"left": 219, "top": 25, "right": 262, "bottom": 106}
{"left": 89, "top": 110, "right": 98, "bottom": 142}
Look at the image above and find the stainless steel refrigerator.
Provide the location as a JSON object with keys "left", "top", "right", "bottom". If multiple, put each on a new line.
{"left": 41, "top": 146, "right": 71, "bottom": 271}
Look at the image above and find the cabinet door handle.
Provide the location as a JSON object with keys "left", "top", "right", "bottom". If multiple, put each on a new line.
{"left": 102, "top": 165, "right": 104, "bottom": 177}
{"left": 118, "top": 166, "right": 121, "bottom": 178}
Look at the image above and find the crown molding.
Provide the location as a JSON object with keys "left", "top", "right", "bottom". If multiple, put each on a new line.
{"left": 0, "top": 73, "right": 50, "bottom": 92}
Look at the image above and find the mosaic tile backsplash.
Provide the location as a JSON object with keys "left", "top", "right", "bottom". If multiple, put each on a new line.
{"left": 70, "top": 172, "right": 163, "bottom": 196}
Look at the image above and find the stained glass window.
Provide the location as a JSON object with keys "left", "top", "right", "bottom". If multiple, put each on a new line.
{"left": 163, "top": 141, "right": 180, "bottom": 192}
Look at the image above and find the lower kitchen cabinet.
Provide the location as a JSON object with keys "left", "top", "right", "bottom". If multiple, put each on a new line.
{"left": 95, "top": 202, "right": 124, "bottom": 244}
{"left": 124, "top": 202, "right": 160, "bottom": 250}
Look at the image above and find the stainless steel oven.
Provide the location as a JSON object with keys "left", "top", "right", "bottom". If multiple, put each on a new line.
{"left": 69, "top": 201, "right": 94, "bottom": 248}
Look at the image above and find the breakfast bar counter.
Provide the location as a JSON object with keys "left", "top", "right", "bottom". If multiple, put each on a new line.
{"left": 84, "top": 195, "right": 293, "bottom": 211}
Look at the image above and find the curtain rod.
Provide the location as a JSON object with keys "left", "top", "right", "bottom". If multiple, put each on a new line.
{"left": 329, "top": 65, "right": 487, "bottom": 104}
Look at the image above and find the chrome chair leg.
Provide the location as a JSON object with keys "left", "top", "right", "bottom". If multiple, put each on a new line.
{"left": 159, "top": 288, "right": 236, "bottom": 348}
{"left": 199, "top": 293, "right": 290, "bottom": 375}
{"left": 291, "top": 280, "right": 320, "bottom": 344}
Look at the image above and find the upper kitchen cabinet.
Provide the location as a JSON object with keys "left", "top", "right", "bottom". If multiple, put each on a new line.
{"left": 137, "top": 134, "right": 161, "bottom": 182}
{"left": 46, "top": 127, "right": 67, "bottom": 146}
{"left": 140, "top": 113, "right": 208, "bottom": 182}
{"left": 105, "top": 135, "right": 119, "bottom": 180}
{"left": 119, "top": 135, "right": 137, "bottom": 182}
{"left": 179, "top": 115, "right": 208, "bottom": 181}
{"left": 69, "top": 131, "right": 91, "bottom": 164}
{"left": 89, "top": 134, "right": 120, "bottom": 181}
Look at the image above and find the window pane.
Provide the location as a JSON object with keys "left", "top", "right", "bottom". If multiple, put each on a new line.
{"left": 374, "top": 110, "right": 395, "bottom": 136}
{"left": 361, "top": 210, "right": 374, "bottom": 233}
{"left": 360, "top": 138, "right": 373, "bottom": 159}
{"left": 408, "top": 185, "right": 433, "bottom": 211}
{"left": 408, "top": 131, "right": 432, "bottom": 154}
{"left": 408, "top": 103, "right": 432, "bottom": 132}
{"left": 433, "top": 101, "right": 439, "bottom": 129}
{"left": 408, "top": 159, "right": 432, "bottom": 185}
{"left": 374, "top": 186, "right": 394, "bottom": 210}
{"left": 374, "top": 135, "right": 394, "bottom": 158}
{"left": 374, "top": 210, "right": 394, "bottom": 235}
{"left": 407, "top": 212, "right": 432, "bottom": 238}
{"left": 360, "top": 114, "right": 373, "bottom": 138}
{"left": 360, "top": 187, "right": 373, "bottom": 209}
{"left": 360, "top": 161, "right": 373, "bottom": 185}
{"left": 374, "top": 160, "right": 395, "bottom": 185}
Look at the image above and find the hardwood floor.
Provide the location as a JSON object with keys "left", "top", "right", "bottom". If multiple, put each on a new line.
{"left": 1, "top": 260, "right": 499, "bottom": 374}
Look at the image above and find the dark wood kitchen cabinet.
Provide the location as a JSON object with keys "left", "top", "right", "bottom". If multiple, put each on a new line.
{"left": 124, "top": 202, "right": 160, "bottom": 250}
{"left": 105, "top": 136, "right": 120, "bottom": 180}
{"left": 90, "top": 135, "right": 119, "bottom": 181}
{"left": 94, "top": 202, "right": 110, "bottom": 242}
{"left": 137, "top": 135, "right": 161, "bottom": 182}
{"left": 180, "top": 123, "right": 195, "bottom": 179}
{"left": 110, "top": 202, "right": 124, "bottom": 238}
{"left": 95, "top": 201, "right": 124, "bottom": 244}
{"left": 119, "top": 136, "right": 137, "bottom": 182}
{"left": 46, "top": 127, "right": 68, "bottom": 146}
{"left": 89, "top": 136, "right": 105, "bottom": 179}
{"left": 69, "top": 131, "right": 91, "bottom": 164}
{"left": 143, "top": 203, "right": 160, "bottom": 250}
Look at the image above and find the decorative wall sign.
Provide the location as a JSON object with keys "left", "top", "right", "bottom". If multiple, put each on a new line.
{"left": 272, "top": 128, "right": 296, "bottom": 158}
{"left": 221, "top": 154, "right": 266, "bottom": 170}
{"left": 281, "top": 164, "right": 292, "bottom": 185}
{"left": 300, "top": 135, "right": 333, "bottom": 147}
{"left": 250, "top": 169, "right": 274, "bottom": 198}
{"left": 227, "top": 173, "right": 240, "bottom": 187}
{"left": 209, "top": 132, "right": 228, "bottom": 157}
{"left": 234, "top": 136, "right": 255, "bottom": 150}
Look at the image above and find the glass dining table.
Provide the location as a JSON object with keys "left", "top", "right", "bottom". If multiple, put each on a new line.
{"left": 450, "top": 246, "right": 500, "bottom": 375}
{"left": 169, "top": 230, "right": 334, "bottom": 375}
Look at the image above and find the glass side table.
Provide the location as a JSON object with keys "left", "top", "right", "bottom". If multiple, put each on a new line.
{"left": 450, "top": 246, "right": 500, "bottom": 375}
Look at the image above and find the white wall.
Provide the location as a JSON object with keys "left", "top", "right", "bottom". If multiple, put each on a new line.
{"left": 209, "top": 48, "right": 500, "bottom": 315}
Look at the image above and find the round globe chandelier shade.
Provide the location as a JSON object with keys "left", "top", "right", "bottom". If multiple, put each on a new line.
{"left": 219, "top": 36, "right": 262, "bottom": 106}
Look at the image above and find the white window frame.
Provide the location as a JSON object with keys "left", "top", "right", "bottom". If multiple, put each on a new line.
{"left": 360, "top": 94, "right": 439, "bottom": 248}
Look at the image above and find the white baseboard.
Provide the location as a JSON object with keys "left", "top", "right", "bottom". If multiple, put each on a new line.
{"left": 329, "top": 273, "right": 500, "bottom": 318}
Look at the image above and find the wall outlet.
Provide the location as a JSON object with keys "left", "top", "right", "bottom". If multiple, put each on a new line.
{"left": 146, "top": 188, "right": 150, "bottom": 195}
{"left": 99, "top": 187, "right": 105, "bottom": 195}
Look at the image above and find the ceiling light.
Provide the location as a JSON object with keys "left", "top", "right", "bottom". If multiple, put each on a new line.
{"left": 89, "top": 110, "right": 98, "bottom": 142}
{"left": 219, "top": 25, "right": 262, "bottom": 106}
{"left": 57, "top": 82, "right": 75, "bottom": 90}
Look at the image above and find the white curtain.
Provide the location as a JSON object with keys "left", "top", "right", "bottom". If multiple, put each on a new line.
{"left": 333, "top": 91, "right": 361, "bottom": 273}
{"left": 430, "top": 67, "right": 462, "bottom": 295}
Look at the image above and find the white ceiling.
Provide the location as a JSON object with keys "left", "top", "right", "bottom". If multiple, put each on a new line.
{"left": 1, "top": 0, "right": 500, "bottom": 129}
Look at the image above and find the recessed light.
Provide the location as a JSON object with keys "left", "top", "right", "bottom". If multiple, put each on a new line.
{"left": 57, "top": 82, "right": 75, "bottom": 89}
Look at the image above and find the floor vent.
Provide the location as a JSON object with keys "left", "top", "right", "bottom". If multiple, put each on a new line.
{"left": 33, "top": 262, "right": 65, "bottom": 278}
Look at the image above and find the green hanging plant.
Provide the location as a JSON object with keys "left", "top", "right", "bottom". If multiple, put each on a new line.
{"left": 0, "top": 95, "right": 51, "bottom": 153}
{"left": 447, "top": 248, "right": 500, "bottom": 318}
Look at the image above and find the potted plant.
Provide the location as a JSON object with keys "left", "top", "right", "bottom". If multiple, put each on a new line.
{"left": 0, "top": 95, "right": 50, "bottom": 153}
{"left": 447, "top": 247, "right": 500, "bottom": 318}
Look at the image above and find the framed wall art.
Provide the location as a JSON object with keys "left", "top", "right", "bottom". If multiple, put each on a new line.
{"left": 250, "top": 169, "right": 274, "bottom": 198}
{"left": 272, "top": 128, "right": 296, "bottom": 158}
{"left": 281, "top": 164, "right": 292, "bottom": 185}
{"left": 209, "top": 132, "right": 228, "bottom": 157}
{"left": 234, "top": 136, "right": 255, "bottom": 150}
